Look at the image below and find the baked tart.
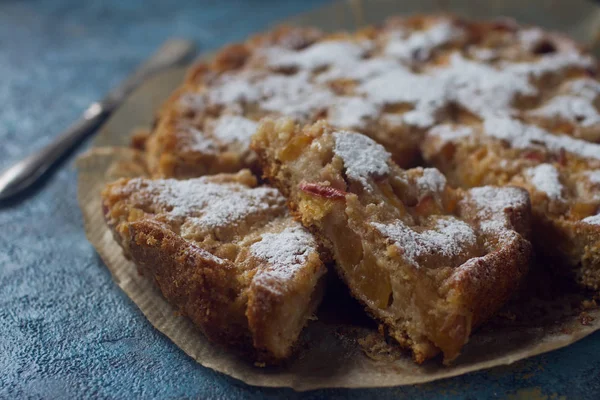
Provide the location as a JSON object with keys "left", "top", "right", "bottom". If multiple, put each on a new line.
{"left": 252, "top": 119, "right": 532, "bottom": 363}
{"left": 102, "top": 170, "right": 326, "bottom": 362}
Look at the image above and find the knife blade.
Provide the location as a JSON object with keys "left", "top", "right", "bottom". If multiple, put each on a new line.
{"left": 0, "top": 38, "right": 197, "bottom": 201}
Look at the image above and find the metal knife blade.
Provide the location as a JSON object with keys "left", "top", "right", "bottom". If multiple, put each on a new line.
{"left": 0, "top": 38, "right": 197, "bottom": 201}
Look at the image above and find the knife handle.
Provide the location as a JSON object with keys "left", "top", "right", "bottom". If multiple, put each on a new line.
{"left": 0, "top": 102, "right": 109, "bottom": 201}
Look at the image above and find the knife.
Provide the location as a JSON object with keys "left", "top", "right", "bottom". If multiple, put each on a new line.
{"left": 0, "top": 39, "right": 197, "bottom": 201}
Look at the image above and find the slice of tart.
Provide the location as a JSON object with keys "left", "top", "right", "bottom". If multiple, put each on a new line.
{"left": 102, "top": 169, "right": 326, "bottom": 363}
{"left": 423, "top": 117, "right": 600, "bottom": 289}
{"left": 252, "top": 119, "right": 532, "bottom": 364}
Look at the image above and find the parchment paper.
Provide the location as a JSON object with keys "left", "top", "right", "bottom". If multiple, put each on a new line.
{"left": 77, "top": 0, "right": 600, "bottom": 390}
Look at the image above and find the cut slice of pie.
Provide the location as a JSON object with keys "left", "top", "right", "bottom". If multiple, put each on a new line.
{"left": 252, "top": 119, "right": 532, "bottom": 363}
{"left": 102, "top": 169, "right": 326, "bottom": 363}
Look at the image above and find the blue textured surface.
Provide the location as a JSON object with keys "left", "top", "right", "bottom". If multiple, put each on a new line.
{"left": 2, "top": 1, "right": 600, "bottom": 398}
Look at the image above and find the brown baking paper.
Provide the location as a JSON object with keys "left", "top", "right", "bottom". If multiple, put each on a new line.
{"left": 78, "top": 0, "right": 600, "bottom": 390}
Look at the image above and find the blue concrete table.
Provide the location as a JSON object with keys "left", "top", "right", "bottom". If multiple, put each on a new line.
{"left": 1, "top": 1, "right": 599, "bottom": 398}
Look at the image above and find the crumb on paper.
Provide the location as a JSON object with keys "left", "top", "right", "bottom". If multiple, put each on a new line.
{"left": 357, "top": 332, "right": 404, "bottom": 362}
{"left": 581, "top": 299, "right": 597, "bottom": 310}
{"left": 579, "top": 311, "right": 594, "bottom": 326}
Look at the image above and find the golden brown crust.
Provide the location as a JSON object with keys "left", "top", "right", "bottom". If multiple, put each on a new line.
{"left": 252, "top": 118, "right": 532, "bottom": 364}
{"left": 124, "top": 220, "right": 252, "bottom": 350}
{"left": 450, "top": 190, "right": 532, "bottom": 328}
{"left": 101, "top": 170, "right": 326, "bottom": 363}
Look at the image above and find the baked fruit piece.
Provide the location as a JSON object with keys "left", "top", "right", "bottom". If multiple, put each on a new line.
{"left": 423, "top": 117, "right": 600, "bottom": 289}
{"left": 102, "top": 169, "right": 326, "bottom": 363}
{"left": 252, "top": 119, "right": 532, "bottom": 364}
{"left": 144, "top": 15, "right": 596, "bottom": 179}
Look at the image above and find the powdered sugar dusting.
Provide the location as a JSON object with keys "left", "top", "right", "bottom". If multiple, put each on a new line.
{"left": 208, "top": 73, "right": 261, "bottom": 105}
{"left": 315, "top": 57, "right": 399, "bottom": 84}
{"left": 207, "top": 71, "right": 336, "bottom": 122}
{"left": 467, "top": 186, "right": 528, "bottom": 213}
{"left": 211, "top": 115, "right": 258, "bottom": 147}
{"left": 265, "top": 40, "right": 369, "bottom": 71}
{"left": 506, "top": 52, "right": 595, "bottom": 78}
{"left": 328, "top": 97, "right": 381, "bottom": 130}
{"left": 184, "top": 126, "right": 218, "bottom": 153}
{"left": 357, "top": 52, "right": 539, "bottom": 128}
{"left": 179, "top": 92, "right": 205, "bottom": 112}
{"left": 259, "top": 72, "right": 335, "bottom": 121}
{"left": 415, "top": 168, "right": 447, "bottom": 197}
{"left": 333, "top": 131, "right": 391, "bottom": 187}
{"left": 441, "top": 53, "right": 536, "bottom": 118}
{"left": 525, "top": 164, "right": 565, "bottom": 201}
{"left": 469, "top": 47, "right": 498, "bottom": 61}
{"left": 128, "top": 178, "right": 286, "bottom": 230}
{"left": 583, "top": 214, "right": 600, "bottom": 225}
{"left": 517, "top": 28, "right": 545, "bottom": 52}
{"left": 250, "top": 224, "right": 317, "bottom": 285}
{"left": 200, "top": 25, "right": 595, "bottom": 135}
{"left": 372, "top": 217, "right": 477, "bottom": 268}
{"left": 564, "top": 78, "right": 600, "bottom": 100}
{"left": 466, "top": 186, "right": 527, "bottom": 238}
{"left": 483, "top": 116, "right": 600, "bottom": 160}
{"left": 529, "top": 95, "right": 600, "bottom": 127}
{"left": 384, "top": 21, "right": 465, "bottom": 62}
{"left": 585, "top": 170, "right": 600, "bottom": 184}
{"left": 358, "top": 69, "right": 446, "bottom": 128}
{"left": 427, "top": 124, "right": 475, "bottom": 150}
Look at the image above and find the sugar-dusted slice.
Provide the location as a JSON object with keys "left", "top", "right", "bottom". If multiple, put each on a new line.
{"left": 252, "top": 119, "right": 532, "bottom": 364}
{"left": 423, "top": 117, "right": 600, "bottom": 289}
{"left": 102, "top": 169, "right": 326, "bottom": 362}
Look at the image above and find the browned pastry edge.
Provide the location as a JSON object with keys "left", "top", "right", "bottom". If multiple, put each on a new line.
{"left": 116, "top": 219, "right": 256, "bottom": 355}
{"left": 101, "top": 177, "right": 327, "bottom": 364}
